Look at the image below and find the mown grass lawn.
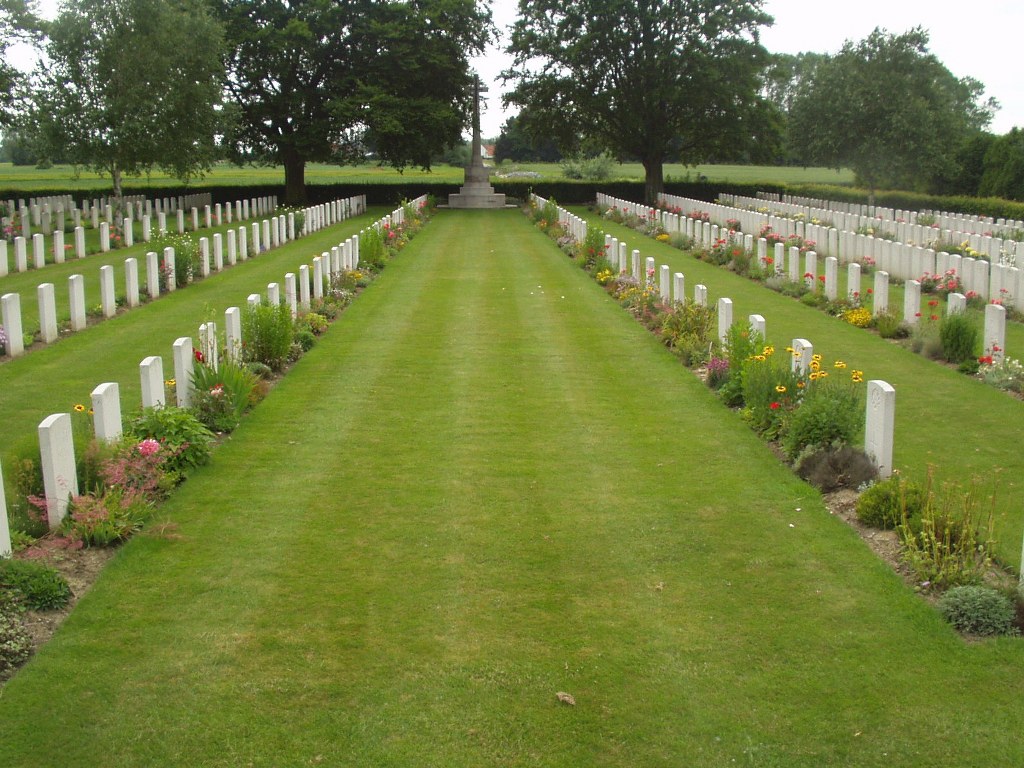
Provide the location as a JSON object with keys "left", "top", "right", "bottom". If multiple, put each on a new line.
{"left": 1, "top": 210, "right": 1023, "bottom": 767}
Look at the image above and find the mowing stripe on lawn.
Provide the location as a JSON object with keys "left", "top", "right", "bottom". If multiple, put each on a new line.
{"left": 1, "top": 210, "right": 1023, "bottom": 767}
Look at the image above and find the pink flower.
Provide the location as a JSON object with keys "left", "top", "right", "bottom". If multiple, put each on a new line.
{"left": 137, "top": 438, "right": 161, "bottom": 457}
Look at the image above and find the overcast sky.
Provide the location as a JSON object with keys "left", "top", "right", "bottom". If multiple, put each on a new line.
{"left": 472, "top": 0, "right": 1023, "bottom": 139}
{"left": 8, "top": 1, "right": 1021, "bottom": 143}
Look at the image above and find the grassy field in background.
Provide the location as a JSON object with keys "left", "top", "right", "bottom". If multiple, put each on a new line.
{"left": 0, "top": 161, "right": 855, "bottom": 193}
{"left": 2, "top": 209, "right": 1023, "bottom": 767}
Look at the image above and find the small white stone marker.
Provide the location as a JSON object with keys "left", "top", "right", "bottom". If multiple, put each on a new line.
{"left": 69, "top": 274, "right": 86, "bottom": 331}
{"left": 38, "top": 283, "right": 58, "bottom": 343}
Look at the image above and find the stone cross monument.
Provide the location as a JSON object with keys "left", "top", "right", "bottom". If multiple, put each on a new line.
{"left": 448, "top": 75, "right": 506, "bottom": 209}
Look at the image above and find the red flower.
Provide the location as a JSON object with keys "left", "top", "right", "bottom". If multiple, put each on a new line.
{"left": 930, "top": 315, "right": 939, "bottom": 321}
{"left": 867, "top": 288, "right": 873, "bottom": 294}
{"left": 194, "top": 349, "right": 205, "bottom": 363}
{"left": 928, "top": 300, "right": 939, "bottom": 307}
{"left": 769, "top": 402, "right": 781, "bottom": 410}
{"left": 818, "top": 275, "right": 825, "bottom": 282}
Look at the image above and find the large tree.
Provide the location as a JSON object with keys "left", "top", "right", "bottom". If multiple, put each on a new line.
{"left": 787, "top": 27, "right": 997, "bottom": 201}
{"left": 503, "top": 0, "right": 773, "bottom": 203}
{"left": 216, "top": 0, "right": 492, "bottom": 204}
{"left": 0, "top": 0, "right": 41, "bottom": 128}
{"left": 26, "top": 0, "right": 224, "bottom": 198}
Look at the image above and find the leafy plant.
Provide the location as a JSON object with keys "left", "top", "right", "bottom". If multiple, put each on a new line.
{"left": 978, "top": 357, "right": 1024, "bottom": 393}
{"left": 190, "top": 362, "right": 259, "bottom": 433}
{"left": 781, "top": 375, "right": 864, "bottom": 460}
{"left": 740, "top": 351, "right": 802, "bottom": 440}
{"left": 873, "top": 309, "right": 908, "bottom": 339}
{"left": 63, "top": 489, "right": 149, "bottom": 547}
{"left": 242, "top": 302, "right": 295, "bottom": 371}
{"left": 126, "top": 407, "right": 213, "bottom": 477}
{"left": 856, "top": 474, "right": 925, "bottom": 529}
{"left": 937, "top": 586, "right": 1018, "bottom": 636}
{"left": 658, "top": 299, "right": 715, "bottom": 366}
{"left": 717, "top": 323, "right": 763, "bottom": 407}
{"left": 0, "top": 559, "right": 72, "bottom": 610}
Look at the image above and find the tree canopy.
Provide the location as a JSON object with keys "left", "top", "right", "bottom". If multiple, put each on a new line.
{"left": 503, "top": 0, "right": 773, "bottom": 202}
{"left": 216, "top": 0, "right": 492, "bottom": 204}
{"left": 493, "top": 114, "right": 562, "bottom": 164}
{"left": 787, "top": 27, "right": 997, "bottom": 200}
{"left": 26, "top": 0, "right": 224, "bottom": 198}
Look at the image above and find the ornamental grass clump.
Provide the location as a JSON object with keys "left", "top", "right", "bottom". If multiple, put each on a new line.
{"left": 190, "top": 361, "right": 259, "bottom": 433}
{"left": 658, "top": 300, "right": 715, "bottom": 366}
{"left": 939, "top": 312, "right": 980, "bottom": 364}
{"left": 898, "top": 474, "right": 997, "bottom": 590}
{"left": 242, "top": 302, "right": 295, "bottom": 371}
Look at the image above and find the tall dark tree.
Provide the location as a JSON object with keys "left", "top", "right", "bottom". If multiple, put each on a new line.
{"left": 503, "top": 0, "right": 773, "bottom": 203}
{"left": 26, "top": 0, "right": 224, "bottom": 198}
{"left": 787, "top": 28, "right": 997, "bottom": 201}
{"left": 494, "top": 114, "right": 561, "bottom": 163}
{"left": 978, "top": 129, "right": 1024, "bottom": 202}
{"left": 217, "top": 0, "right": 492, "bottom": 204}
{"left": 0, "top": 0, "right": 42, "bottom": 128}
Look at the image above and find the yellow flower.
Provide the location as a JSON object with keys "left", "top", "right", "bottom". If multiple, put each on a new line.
{"left": 811, "top": 354, "right": 823, "bottom": 363}
{"left": 775, "top": 385, "right": 787, "bottom": 393}
{"left": 809, "top": 360, "right": 820, "bottom": 372}
{"left": 165, "top": 379, "right": 176, "bottom": 387}
{"left": 763, "top": 346, "right": 774, "bottom": 356}
{"left": 809, "top": 371, "right": 820, "bottom": 381}
{"left": 797, "top": 381, "right": 806, "bottom": 389}
{"left": 784, "top": 346, "right": 794, "bottom": 353}
{"left": 754, "top": 355, "right": 766, "bottom": 362}
{"left": 851, "top": 370, "right": 864, "bottom": 383}
{"left": 73, "top": 403, "right": 86, "bottom": 412}
{"left": 833, "top": 361, "right": 847, "bottom": 369}
{"left": 818, "top": 371, "right": 829, "bottom": 378}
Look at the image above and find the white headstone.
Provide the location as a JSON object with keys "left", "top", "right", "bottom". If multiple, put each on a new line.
{"left": 164, "top": 247, "right": 176, "bottom": 292}
{"left": 125, "top": 257, "right": 140, "bottom": 308}
{"left": 38, "top": 413, "right": 78, "bottom": 529}
{"left": 225, "top": 307, "right": 242, "bottom": 363}
{"left": 139, "top": 356, "right": 166, "bottom": 409}
{"left": 32, "top": 232, "right": 45, "bottom": 269}
{"left": 903, "top": 280, "right": 922, "bottom": 325}
{"left": 172, "top": 337, "right": 194, "bottom": 408}
{"left": 38, "top": 283, "right": 58, "bottom": 343}
{"left": 947, "top": 292, "right": 966, "bottom": 315}
{"left": 91, "top": 382, "right": 122, "bottom": 444}
{"left": 694, "top": 284, "right": 707, "bottom": 307}
{"left": 1, "top": 293, "right": 24, "bottom": 357}
{"left": 872, "top": 271, "right": 889, "bottom": 316}
{"left": 100, "top": 265, "right": 116, "bottom": 318}
{"left": 791, "top": 338, "right": 812, "bottom": 375}
{"left": 865, "top": 380, "right": 896, "bottom": 479}
{"left": 984, "top": 303, "right": 1006, "bottom": 361}
{"left": 0, "top": 460, "right": 11, "bottom": 558}
{"left": 69, "top": 274, "right": 86, "bottom": 331}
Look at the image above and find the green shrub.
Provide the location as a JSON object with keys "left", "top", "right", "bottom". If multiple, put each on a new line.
{"left": 873, "top": 309, "right": 909, "bottom": 339}
{"left": 576, "top": 224, "right": 607, "bottom": 269}
{"left": 242, "top": 302, "right": 295, "bottom": 371}
{"left": 359, "top": 226, "right": 387, "bottom": 269}
{"left": 781, "top": 377, "right": 864, "bottom": 459}
{"left": 910, "top": 319, "right": 943, "bottom": 359}
{"left": 717, "top": 323, "right": 763, "bottom": 408}
{"left": 740, "top": 351, "right": 802, "bottom": 440}
{"left": 127, "top": 407, "right": 213, "bottom": 477}
{"left": 0, "top": 594, "right": 32, "bottom": 676}
{"left": 937, "top": 586, "right": 1018, "bottom": 636}
{"left": 294, "top": 329, "right": 316, "bottom": 352}
{"left": 0, "top": 559, "right": 72, "bottom": 610}
{"left": 856, "top": 475, "right": 925, "bottom": 529}
{"left": 658, "top": 300, "right": 715, "bottom": 367}
{"left": 939, "top": 313, "right": 980, "bottom": 363}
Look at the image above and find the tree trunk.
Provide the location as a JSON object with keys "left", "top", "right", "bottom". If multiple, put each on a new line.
{"left": 111, "top": 164, "right": 123, "bottom": 202}
{"left": 642, "top": 156, "right": 664, "bottom": 206}
{"left": 283, "top": 148, "right": 308, "bottom": 205}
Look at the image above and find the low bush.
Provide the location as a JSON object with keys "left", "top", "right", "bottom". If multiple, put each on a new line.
{"left": 794, "top": 443, "right": 877, "bottom": 492}
{"left": 63, "top": 489, "right": 149, "bottom": 547}
{"left": 856, "top": 475, "right": 925, "bottom": 529}
{"left": 658, "top": 300, "right": 716, "bottom": 367}
{"left": 781, "top": 376, "right": 864, "bottom": 460}
{"left": 937, "top": 585, "right": 1018, "bottom": 636}
{"left": 190, "top": 362, "right": 259, "bottom": 433}
{"left": 0, "top": 559, "right": 72, "bottom": 610}
{"left": 0, "top": 593, "right": 32, "bottom": 676}
{"left": 873, "top": 310, "right": 909, "bottom": 339}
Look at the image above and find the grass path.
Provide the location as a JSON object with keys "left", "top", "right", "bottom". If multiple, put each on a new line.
{"left": 2, "top": 210, "right": 1023, "bottom": 766}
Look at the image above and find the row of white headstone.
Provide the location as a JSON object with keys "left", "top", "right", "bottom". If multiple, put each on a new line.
{"left": 3, "top": 193, "right": 214, "bottom": 237}
{"left": 667, "top": 191, "right": 1022, "bottom": 297}
{"left": 0, "top": 195, "right": 412, "bottom": 557}
{"left": 597, "top": 191, "right": 1014, "bottom": 362}
{"left": 533, "top": 192, "right": 897, "bottom": 479}
{"left": 0, "top": 195, "right": 368, "bottom": 359}
{"left": 0, "top": 196, "right": 289, "bottom": 277}
{"left": 751, "top": 190, "right": 1024, "bottom": 244}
